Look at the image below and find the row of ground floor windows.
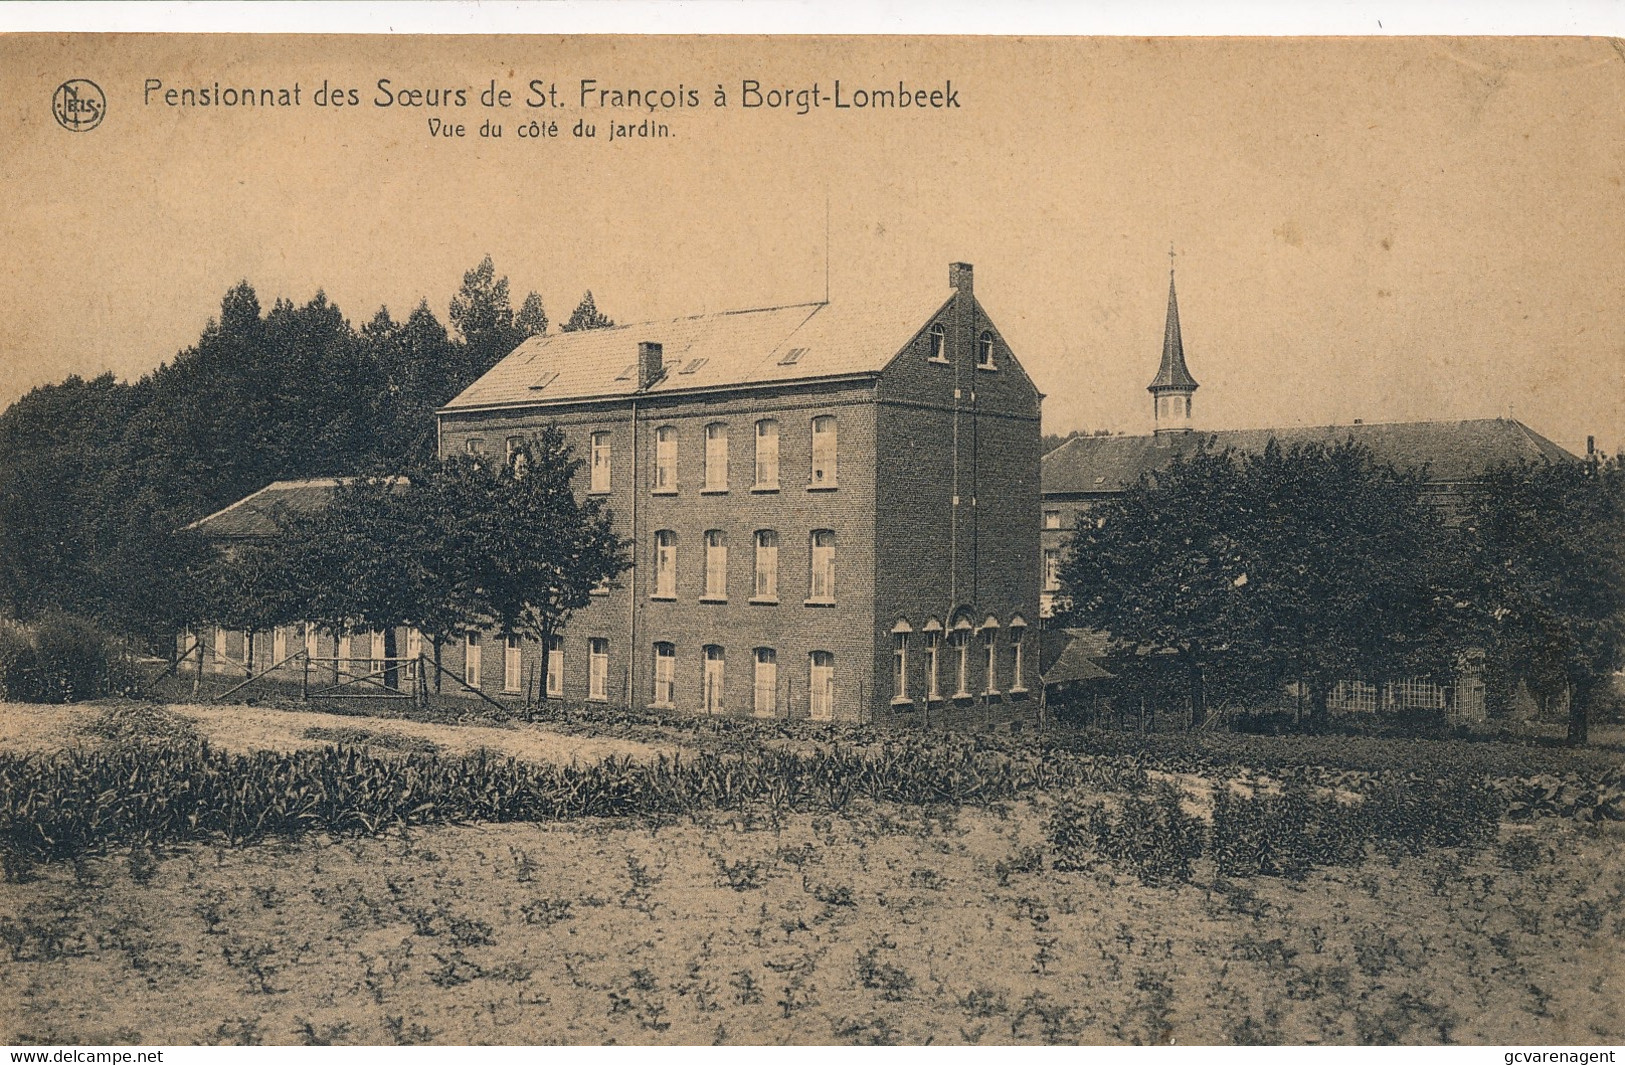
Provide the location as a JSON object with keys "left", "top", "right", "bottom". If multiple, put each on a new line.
{"left": 891, "top": 622, "right": 1028, "bottom": 704}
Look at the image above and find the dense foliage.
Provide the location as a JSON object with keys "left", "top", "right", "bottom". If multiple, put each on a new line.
{"left": 1059, "top": 440, "right": 1471, "bottom": 723}
{"left": 0, "top": 258, "right": 610, "bottom": 641}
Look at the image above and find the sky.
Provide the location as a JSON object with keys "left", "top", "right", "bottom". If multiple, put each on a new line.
{"left": 0, "top": 33, "right": 1620, "bottom": 455}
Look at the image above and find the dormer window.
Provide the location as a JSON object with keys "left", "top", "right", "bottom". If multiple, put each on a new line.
{"left": 928, "top": 323, "right": 947, "bottom": 363}
{"left": 977, "top": 331, "right": 995, "bottom": 370}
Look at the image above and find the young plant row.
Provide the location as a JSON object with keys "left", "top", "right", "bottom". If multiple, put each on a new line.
{"left": 1049, "top": 775, "right": 1507, "bottom": 886}
{"left": 0, "top": 738, "right": 1095, "bottom": 863}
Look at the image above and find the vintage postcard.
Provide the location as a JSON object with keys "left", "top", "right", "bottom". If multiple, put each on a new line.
{"left": 0, "top": 29, "right": 1621, "bottom": 1050}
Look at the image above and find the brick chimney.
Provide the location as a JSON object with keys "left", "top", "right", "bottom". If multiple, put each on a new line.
{"left": 638, "top": 341, "right": 664, "bottom": 389}
{"left": 949, "top": 262, "right": 973, "bottom": 296}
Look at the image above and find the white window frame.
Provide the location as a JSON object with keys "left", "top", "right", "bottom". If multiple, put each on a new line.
{"left": 588, "top": 638, "right": 609, "bottom": 701}
{"left": 545, "top": 634, "right": 563, "bottom": 698}
{"left": 653, "top": 642, "right": 676, "bottom": 707}
{"left": 405, "top": 627, "right": 421, "bottom": 662}
{"left": 303, "top": 624, "right": 319, "bottom": 663}
{"left": 1044, "top": 547, "right": 1061, "bottom": 592}
{"left": 753, "top": 647, "right": 777, "bottom": 717}
{"left": 371, "top": 629, "right": 387, "bottom": 677}
{"left": 503, "top": 634, "right": 523, "bottom": 694}
{"left": 808, "top": 530, "right": 836, "bottom": 604}
{"left": 464, "top": 631, "right": 482, "bottom": 690}
{"left": 892, "top": 630, "right": 910, "bottom": 703}
{"left": 703, "top": 530, "right": 728, "bottom": 600}
{"left": 702, "top": 645, "right": 725, "bottom": 714}
{"left": 982, "top": 623, "right": 999, "bottom": 695}
{"left": 1043, "top": 510, "right": 1062, "bottom": 530}
{"left": 753, "top": 530, "right": 779, "bottom": 601}
{"left": 951, "top": 628, "right": 971, "bottom": 698}
{"left": 977, "top": 330, "right": 995, "bottom": 370}
{"left": 590, "top": 431, "right": 612, "bottom": 493}
{"left": 213, "top": 625, "right": 229, "bottom": 666}
{"left": 924, "top": 629, "right": 942, "bottom": 701}
{"left": 653, "top": 530, "right": 677, "bottom": 599}
{"left": 1009, "top": 620, "right": 1028, "bottom": 692}
{"left": 928, "top": 322, "right": 947, "bottom": 362}
{"left": 654, "top": 425, "right": 678, "bottom": 492}
{"left": 810, "top": 415, "right": 837, "bottom": 487}
{"left": 809, "top": 651, "right": 835, "bottom": 721}
{"left": 753, "top": 418, "right": 780, "bottom": 490}
{"left": 703, "top": 422, "right": 729, "bottom": 491}
{"left": 272, "top": 626, "right": 288, "bottom": 664}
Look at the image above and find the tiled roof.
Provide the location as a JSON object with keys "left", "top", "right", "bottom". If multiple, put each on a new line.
{"left": 440, "top": 287, "right": 955, "bottom": 412}
{"left": 1042, "top": 418, "right": 1577, "bottom": 496}
{"left": 185, "top": 477, "right": 406, "bottom": 540}
{"left": 1148, "top": 273, "right": 1198, "bottom": 392}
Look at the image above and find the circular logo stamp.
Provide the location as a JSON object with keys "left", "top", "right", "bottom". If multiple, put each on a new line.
{"left": 52, "top": 79, "right": 106, "bottom": 132}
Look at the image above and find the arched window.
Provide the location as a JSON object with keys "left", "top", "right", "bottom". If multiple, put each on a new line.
{"left": 950, "top": 613, "right": 975, "bottom": 697}
{"left": 977, "top": 330, "right": 995, "bottom": 369}
{"left": 928, "top": 323, "right": 947, "bottom": 362}
{"left": 703, "top": 530, "right": 728, "bottom": 600}
{"left": 810, "top": 415, "right": 837, "bottom": 487}
{"left": 702, "top": 645, "right": 725, "bottom": 714}
{"left": 654, "top": 425, "right": 678, "bottom": 492}
{"left": 922, "top": 618, "right": 943, "bottom": 701}
{"left": 653, "top": 530, "right": 677, "bottom": 599}
{"left": 588, "top": 638, "right": 609, "bottom": 700}
{"left": 754, "top": 418, "right": 780, "bottom": 489}
{"left": 980, "top": 617, "right": 1000, "bottom": 695}
{"left": 589, "top": 431, "right": 612, "bottom": 492}
{"left": 1009, "top": 617, "right": 1028, "bottom": 692}
{"left": 809, "top": 651, "right": 835, "bottom": 721}
{"left": 753, "top": 648, "right": 778, "bottom": 717}
{"left": 753, "top": 530, "right": 779, "bottom": 601}
{"left": 808, "top": 530, "right": 836, "bottom": 603}
{"left": 652, "top": 642, "right": 676, "bottom": 706}
{"left": 704, "top": 422, "right": 729, "bottom": 491}
{"left": 891, "top": 620, "right": 913, "bottom": 703}
{"left": 545, "top": 634, "right": 563, "bottom": 698}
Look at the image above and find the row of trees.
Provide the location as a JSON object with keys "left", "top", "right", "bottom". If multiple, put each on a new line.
{"left": 206, "top": 429, "right": 628, "bottom": 689}
{"left": 1058, "top": 440, "right": 1625, "bottom": 744}
{"left": 0, "top": 257, "right": 615, "bottom": 643}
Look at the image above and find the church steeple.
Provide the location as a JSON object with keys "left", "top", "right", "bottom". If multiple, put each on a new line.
{"left": 1148, "top": 248, "right": 1198, "bottom": 434}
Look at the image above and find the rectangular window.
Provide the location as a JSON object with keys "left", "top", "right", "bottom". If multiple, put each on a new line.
{"left": 545, "top": 635, "right": 563, "bottom": 697}
{"left": 272, "top": 626, "right": 288, "bottom": 664}
{"left": 304, "top": 624, "right": 319, "bottom": 663}
{"left": 653, "top": 643, "right": 676, "bottom": 706}
{"left": 808, "top": 530, "right": 836, "bottom": 603}
{"left": 654, "top": 530, "right": 677, "bottom": 599}
{"left": 505, "top": 435, "right": 525, "bottom": 469}
{"left": 405, "top": 627, "right": 421, "bottom": 661}
{"left": 466, "top": 438, "right": 486, "bottom": 456}
{"left": 984, "top": 629, "right": 999, "bottom": 694}
{"left": 809, "top": 651, "right": 835, "bottom": 721}
{"left": 337, "top": 632, "right": 353, "bottom": 679}
{"left": 754, "top": 419, "right": 779, "bottom": 489}
{"left": 368, "top": 629, "right": 385, "bottom": 679}
{"left": 464, "top": 632, "right": 482, "bottom": 689}
{"left": 893, "top": 632, "right": 909, "bottom": 702}
{"left": 1043, "top": 548, "right": 1061, "bottom": 592}
{"left": 704, "top": 530, "right": 728, "bottom": 600}
{"left": 588, "top": 638, "right": 609, "bottom": 701}
{"left": 703, "top": 645, "right": 725, "bottom": 714}
{"left": 753, "top": 648, "right": 777, "bottom": 717}
{"left": 753, "top": 530, "right": 779, "bottom": 600}
{"left": 504, "top": 634, "right": 522, "bottom": 694}
{"left": 1043, "top": 510, "right": 1062, "bottom": 530}
{"left": 704, "top": 423, "right": 729, "bottom": 491}
{"left": 214, "top": 625, "right": 229, "bottom": 665}
{"left": 654, "top": 426, "right": 677, "bottom": 492}
{"left": 952, "top": 631, "right": 970, "bottom": 697}
{"left": 590, "top": 431, "right": 611, "bottom": 492}
{"left": 925, "top": 632, "right": 941, "bottom": 701}
{"left": 810, "top": 415, "right": 837, "bottom": 487}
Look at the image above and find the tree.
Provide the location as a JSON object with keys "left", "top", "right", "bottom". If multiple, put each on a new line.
{"left": 1466, "top": 453, "right": 1625, "bottom": 745}
{"left": 560, "top": 290, "right": 614, "bottom": 332}
{"left": 216, "top": 427, "right": 628, "bottom": 697}
{"left": 515, "top": 291, "right": 549, "bottom": 338}
{"left": 448, "top": 255, "right": 524, "bottom": 382}
{"left": 1060, "top": 439, "right": 1469, "bottom": 725}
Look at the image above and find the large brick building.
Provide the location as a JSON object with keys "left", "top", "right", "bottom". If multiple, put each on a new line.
{"left": 194, "top": 263, "right": 1044, "bottom": 724}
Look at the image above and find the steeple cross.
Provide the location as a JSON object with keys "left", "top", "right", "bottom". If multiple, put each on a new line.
{"left": 1168, "top": 244, "right": 1176, "bottom": 275}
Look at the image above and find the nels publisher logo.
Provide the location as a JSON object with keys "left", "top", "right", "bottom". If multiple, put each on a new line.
{"left": 52, "top": 79, "right": 106, "bottom": 132}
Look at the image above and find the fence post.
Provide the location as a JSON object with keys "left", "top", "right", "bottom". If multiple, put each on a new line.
{"left": 301, "top": 650, "right": 309, "bottom": 701}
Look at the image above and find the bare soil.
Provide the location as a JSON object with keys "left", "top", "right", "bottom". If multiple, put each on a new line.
{"left": 1, "top": 700, "right": 1621, "bottom": 1045}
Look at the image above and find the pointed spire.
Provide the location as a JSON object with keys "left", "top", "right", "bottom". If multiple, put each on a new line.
{"left": 1148, "top": 253, "right": 1199, "bottom": 393}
